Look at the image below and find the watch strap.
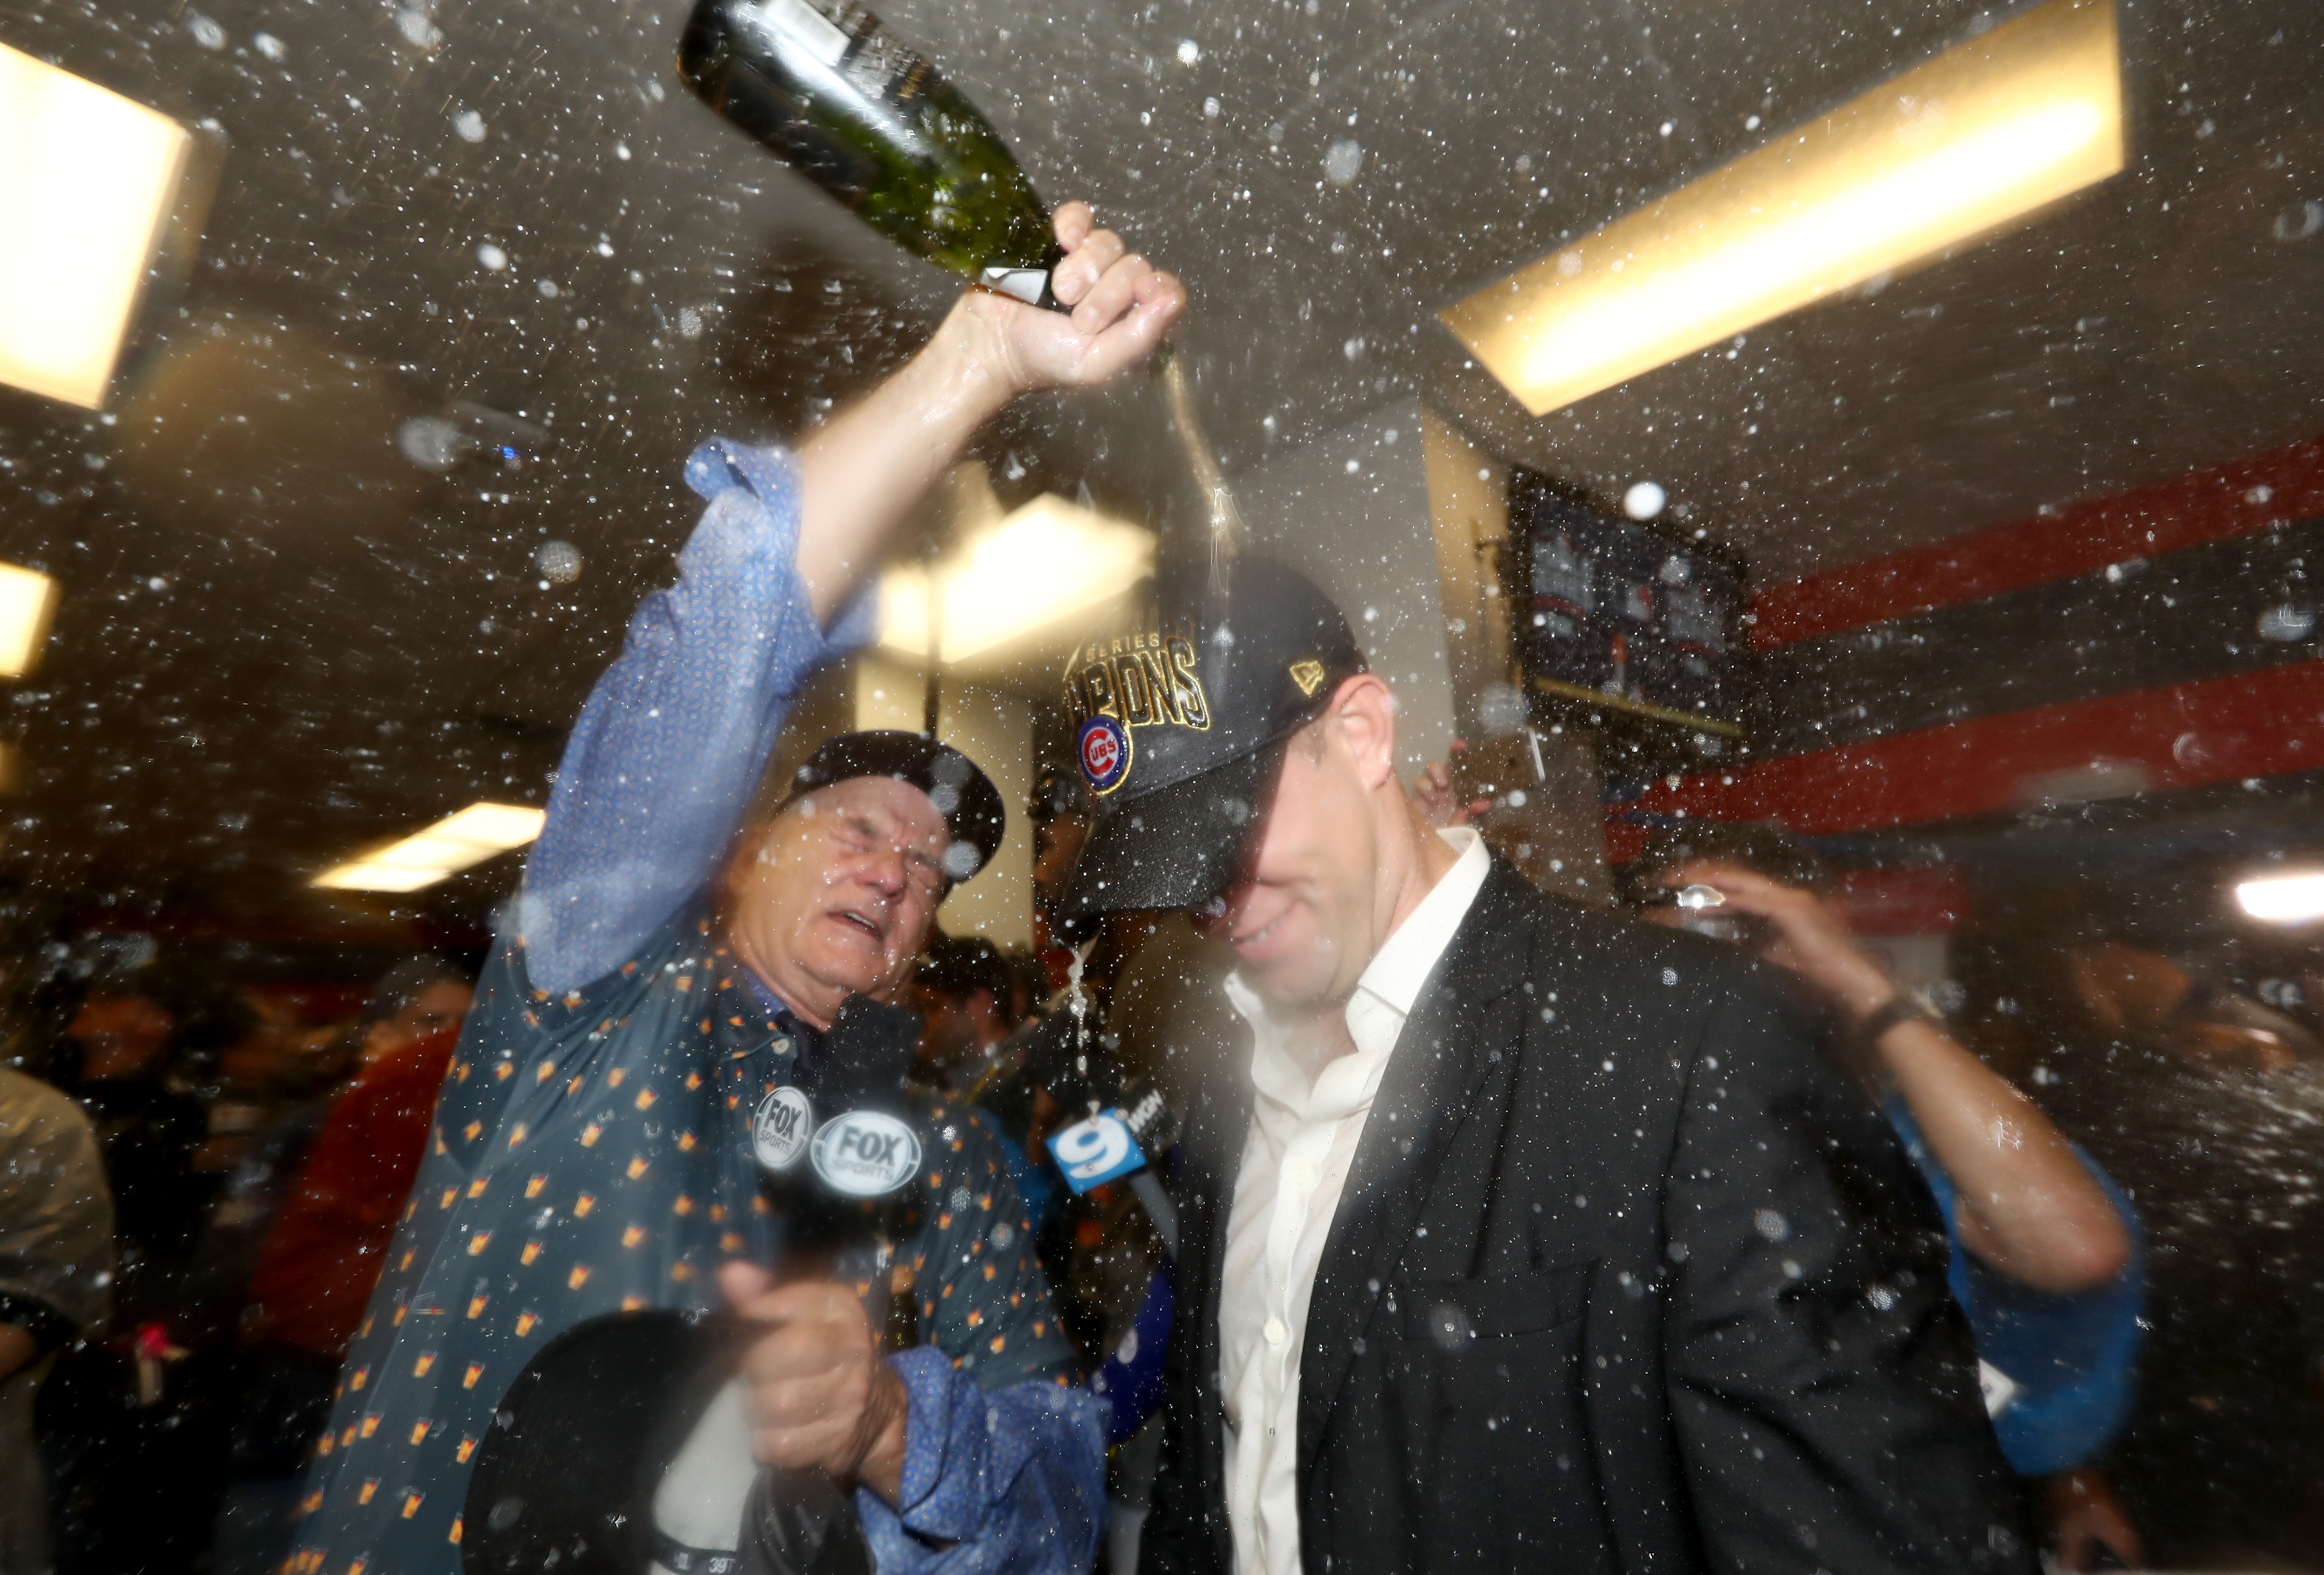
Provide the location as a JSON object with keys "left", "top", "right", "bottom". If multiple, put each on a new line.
{"left": 1857, "top": 991, "right": 1939, "bottom": 1042}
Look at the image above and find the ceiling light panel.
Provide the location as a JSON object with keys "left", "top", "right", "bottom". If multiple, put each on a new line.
{"left": 0, "top": 562, "right": 59, "bottom": 678}
{"left": 1440, "top": 0, "right": 2123, "bottom": 417}
{"left": 0, "top": 42, "right": 191, "bottom": 409}
{"left": 312, "top": 801, "right": 546, "bottom": 892}
{"left": 881, "top": 494, "right": 1155, "bottom": 665}
{"left": 2237, "top": 873, "right": 2324, "bottom": 925}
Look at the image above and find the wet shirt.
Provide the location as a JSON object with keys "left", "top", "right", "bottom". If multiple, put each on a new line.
{"left": 1886, "top": 1095, "right": 2144, "bottom": 1476}
{"left": 288, "top": 438, "right": 1098, "bottom": 1575}
{"left": 1218, "top": 829, "right": 1489, "bottom": 1575}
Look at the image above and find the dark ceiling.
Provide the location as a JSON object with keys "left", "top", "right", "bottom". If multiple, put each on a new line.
{"left": 0, "top": 0, "right": 2318, "bottom": 923}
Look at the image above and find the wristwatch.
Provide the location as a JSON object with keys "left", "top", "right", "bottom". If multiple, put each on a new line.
{"left": 1857, "top": 991, "right": 1941, "bottom": 1042}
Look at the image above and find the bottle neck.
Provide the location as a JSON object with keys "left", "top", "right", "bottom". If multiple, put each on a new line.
{"left": 978, "top": 240, "right": 1067, "bottom": 311}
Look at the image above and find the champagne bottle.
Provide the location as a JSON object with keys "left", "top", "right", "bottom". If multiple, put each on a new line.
{"left": 676, "top": 0, "right": 1247, "bottom": 582}
{"left": 676, "top": 0, "right": 1059, "bottom": 306}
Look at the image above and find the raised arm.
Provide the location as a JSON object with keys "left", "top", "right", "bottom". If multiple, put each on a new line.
{"left": 520, "top": 206, "right": 1181, "bottom": 993}
{"left": 1682, "top": 863, "right": 2131, "bottom": 1294}
{"left": 794, "top": 201, "right": 1182, "bottom": 625}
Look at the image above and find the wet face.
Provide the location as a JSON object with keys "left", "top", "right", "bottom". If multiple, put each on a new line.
{"left": 726, "top": 775, "right": 951, "bottom": 1030}
{"left": 1195, "top": 679, "right": 1400, "bottom": 1018}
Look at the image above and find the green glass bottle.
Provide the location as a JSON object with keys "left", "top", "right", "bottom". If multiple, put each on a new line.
{"left": 676, "top": 0, "right": 1063, "bottom": 305}
{"left": 678, "top": 0, "right": 1247, "bottom": 583}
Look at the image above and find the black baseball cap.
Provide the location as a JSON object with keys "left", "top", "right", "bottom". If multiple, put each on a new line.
{"left": 781, "top": 730, "right": 1006, "bottom": 884}
{"left": 1059, "top": 557, "right": 1366, "bottom": 919}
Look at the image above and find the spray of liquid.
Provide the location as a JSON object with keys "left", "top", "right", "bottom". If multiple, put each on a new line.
{"left": 1065, "top": 936, "right": 1095, "bottom": 1094}
{"left": 1155, "top": 351, "right": 1245, "bottom": 598}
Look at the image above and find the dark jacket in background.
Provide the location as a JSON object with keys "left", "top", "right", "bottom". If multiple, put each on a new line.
{"left": 1140, "top": 861, "right": 2029, "bottom": 1575}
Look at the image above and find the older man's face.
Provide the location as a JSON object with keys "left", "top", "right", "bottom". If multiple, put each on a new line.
{"left": 725, "top": 775, "right": 951, "bottom": 1030}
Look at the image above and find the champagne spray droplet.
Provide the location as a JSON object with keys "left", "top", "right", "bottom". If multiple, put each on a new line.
{"left": 1157, "top": 351, "right": 1245, "bottom": 599}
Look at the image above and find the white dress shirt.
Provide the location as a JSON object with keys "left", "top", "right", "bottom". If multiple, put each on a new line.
{"left": 1217, "top": 827, "right": 1491, "bottom": 1575}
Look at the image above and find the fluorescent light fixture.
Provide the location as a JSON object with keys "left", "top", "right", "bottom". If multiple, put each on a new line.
{"left": 880, "top": 494, "right": 1154, "bottom": 665}
{"left": 0, "top": 42, "right": 192, "bottom": 409}
{"left": 2237, "top": 873, "right": 2324, "bottom": 925}
{"left": 1440, "top": 0, "right": 2123, "bottom": 416}
{"left": 314, "top": 801, "right": 546, "bottom": 892}
{"left": 0, "top": 562, "right": 59, "bottom": 678}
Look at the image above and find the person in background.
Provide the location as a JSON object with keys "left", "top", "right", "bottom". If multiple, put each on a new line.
{"left": 289, "top": 200, "right": 1179, "bottom": 1575}
{"left": 0, "top": 1061, "right": 114, "bottom": 1575}
{"left": 242, "top": 959, "right": 478, "bottom": 1360}
{"left": 64, "top": 983, "right": 213, "bottom": 1327}
{"left": 1954, "top": 896, "right": 2324, "bottom": 1565}
{"left": 204, "top": 961, "right": 478, "bottom": 1575}
{"left": 1030, "top": 763, "right": 1097, "bottom": 997}
{"left": 910, "top": 932, "right": 1017, "bottom": 1090}
{"left": 1628, "top": 824, "right": 2144, "bottom": 1573}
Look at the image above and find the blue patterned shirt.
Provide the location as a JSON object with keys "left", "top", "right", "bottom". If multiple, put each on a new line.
{"left": 288, "top": 440, "right": 1105, "bottom": 1575}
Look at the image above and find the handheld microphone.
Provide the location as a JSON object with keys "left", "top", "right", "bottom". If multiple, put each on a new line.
{"left": 650, "top": 995, "right": 924, "bottom": 1575}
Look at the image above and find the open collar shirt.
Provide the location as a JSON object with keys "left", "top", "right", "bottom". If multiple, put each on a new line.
{"left": 1217, "top": 827, "right": 1491, "bottom": 1575}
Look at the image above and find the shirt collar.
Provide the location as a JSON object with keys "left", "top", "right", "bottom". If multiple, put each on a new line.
{"left": 1225, "top": 827, "right": 1491, "bottom": 1102}
{"left": 1349, "top": 826, "right": 1490, "bottom": 1029}
{"left": 738, "top": 969, "right": 820, "bottom": 1071}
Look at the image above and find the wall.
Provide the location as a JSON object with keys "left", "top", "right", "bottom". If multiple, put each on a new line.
{"left": 1617, "top": 430, "right": 2324, "bottom": 853}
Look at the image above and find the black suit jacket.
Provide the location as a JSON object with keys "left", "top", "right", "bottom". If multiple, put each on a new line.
{"left": 1141, "top": 860, "right": 2030, "bottom": 1575}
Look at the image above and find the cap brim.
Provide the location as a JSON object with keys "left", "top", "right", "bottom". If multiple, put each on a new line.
{"left": 1060, "top": 742, "right": 1287, "bottom": 919}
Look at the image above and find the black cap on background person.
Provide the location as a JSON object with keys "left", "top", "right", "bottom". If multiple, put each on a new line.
{"left": 780, "top": 729, "right": 1008, "bottom": 885}
{"left": 1060, "top": 557, "right": 1367, "bottom": 919}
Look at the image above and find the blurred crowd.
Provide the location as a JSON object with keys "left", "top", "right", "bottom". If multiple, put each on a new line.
{"left": 5, "top": 753, "right": 2324, "bottom": 1574}
{"left": 0, "top": 945, "right": 478, "bottom": 1575}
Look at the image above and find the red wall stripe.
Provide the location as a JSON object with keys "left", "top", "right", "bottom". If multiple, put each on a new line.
{"left": 1750, "top": 432, "right": 2324, "bottom": 651}
{"left": 1615, "top": 657, "right": 2324, "bottom": 843}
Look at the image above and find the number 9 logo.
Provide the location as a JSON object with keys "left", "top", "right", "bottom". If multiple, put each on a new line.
{"left": 1048, "top": 1111, "right": 1143, "bottom": 1190}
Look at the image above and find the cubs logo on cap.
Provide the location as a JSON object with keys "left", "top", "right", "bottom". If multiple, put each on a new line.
{"left": 1078, "top": 715, "right": 1132, "bottom": 794}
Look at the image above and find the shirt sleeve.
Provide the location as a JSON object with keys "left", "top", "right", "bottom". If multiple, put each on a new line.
{"left": 1884, "top": 1096, "right": 2145, "bottom": 1475}
{"left": 518, "top": 439, "right": 877, "bottom": 996}
{"left": 0, "top": 1072, "right": 114, "bottom": 1341}
{"left": 854, "top": 1346, "right": 1108, "bottom": 1575}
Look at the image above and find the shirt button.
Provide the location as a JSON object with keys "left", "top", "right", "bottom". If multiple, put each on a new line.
{"left": 1263, "top": 1317, "right": 1287, "bottom": 1346}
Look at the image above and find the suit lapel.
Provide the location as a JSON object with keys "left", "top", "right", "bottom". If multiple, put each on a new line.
{"left": 1295, "top": 864, "right": 1534, "bottom": 1485}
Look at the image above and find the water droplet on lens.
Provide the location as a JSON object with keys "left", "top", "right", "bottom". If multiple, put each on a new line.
{"left": 535, "top": 540, "right": 584, "bottom": 584}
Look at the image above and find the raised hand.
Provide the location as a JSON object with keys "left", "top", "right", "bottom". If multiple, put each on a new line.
{"left": 716, "top": 1262, "right": 910, "bottom": 1507}
{"left": 953, "top": 201, "right": 1185, "bottom": 394}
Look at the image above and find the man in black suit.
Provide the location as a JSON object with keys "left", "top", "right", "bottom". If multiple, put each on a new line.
{"left": 1053, "top": 557, "right": 2029, "bottom": 1575}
